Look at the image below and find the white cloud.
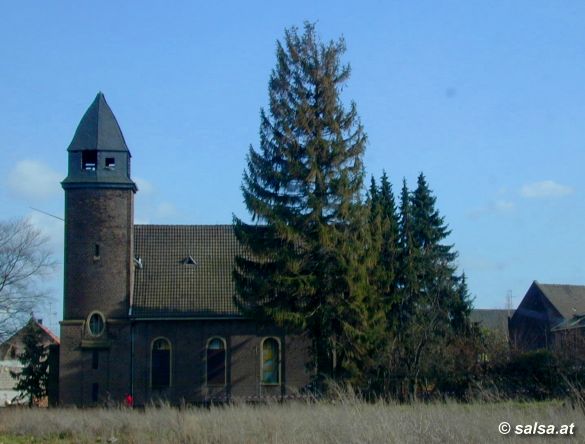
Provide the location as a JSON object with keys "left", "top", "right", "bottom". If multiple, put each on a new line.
{"left": 460, "top": 255, "right": 506, "bottom": 272}
{"left": 494, "top": 200, "right": 515, "bottom": 211}
{"left": 156, "top": 202, "right": 177, "bottom": 219}
{"left": 467, "top": 200, "right": 515, "bottom": 219}
{"left": 520, "top": 180, "right": 573, "bottom": 198}
{"left": 134, "top": 177, "right": 154, "bottom": 195}
{"left": 7, "top": 160, "right": 62, "bottom": 201}
{"left": 133, "top": 177, "right": 177, "bottom": 222}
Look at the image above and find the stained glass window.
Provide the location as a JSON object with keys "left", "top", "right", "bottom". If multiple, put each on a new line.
{"left": 262, "top": 338, "right": 280, "bottom": 384}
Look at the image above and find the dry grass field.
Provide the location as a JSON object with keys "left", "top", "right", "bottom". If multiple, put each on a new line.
{"left": 0, "top": 398, "right": 583, "bottom": 443}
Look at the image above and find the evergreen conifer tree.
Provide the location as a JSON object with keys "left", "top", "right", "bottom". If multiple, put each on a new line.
{"left": 392, "top": 174, "right": 473, "bottom": 397}
{"left": 396, "top": 178, "right": 419, "bottom": 324}
{"left": 233, "top": 23, "right": 370, "bottom": 385}
{"left": 365, "top": 173, "right": 401, "bottom": 395}
{"left": 368, "top": 173, "right": 400, "bottom": 319}
{"left": 377, "top": 172, "right": 399, "bottom": 306}
{"left": 410, "top": 173, "right": 471, "bottom": 325}
{"left": 10, "top": 320, "right": 48, "bottom": 406}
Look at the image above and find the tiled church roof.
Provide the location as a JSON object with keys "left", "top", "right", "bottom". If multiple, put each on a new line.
{"left": 132, "top": 225, "right": 246, "bottom": 318}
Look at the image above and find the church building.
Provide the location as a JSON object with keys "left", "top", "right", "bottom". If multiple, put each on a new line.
{"left": 59, "top": 93, "right": 310, "bottom": 406}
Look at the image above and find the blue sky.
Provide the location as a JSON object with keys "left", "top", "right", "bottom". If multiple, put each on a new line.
{"left": 1, "top": 1, "right": 584, "bottom": 334}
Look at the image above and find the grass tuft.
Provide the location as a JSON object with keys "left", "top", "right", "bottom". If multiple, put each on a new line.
{"left": 0, "top": 398, "right": 583, "bottom": 443}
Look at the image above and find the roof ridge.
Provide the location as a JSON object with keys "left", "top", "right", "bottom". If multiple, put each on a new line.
{"left": 35, "top": 321, "right": 60, "bottom": 345}
{"left": 536, "top": 282, "right": 585, "bottom": 288}
{"left": 96, "top": 92, "right": 103, "bottom": 149}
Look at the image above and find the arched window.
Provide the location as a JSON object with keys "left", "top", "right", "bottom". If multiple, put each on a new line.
{"left": 151, "top": 338, "right": 171, "bottom": 388}
{"left": 206, "top": 337, "right": 226, "bottom": 385}
{"left": 261, "top": 338, "right": 280, "bottom": 384}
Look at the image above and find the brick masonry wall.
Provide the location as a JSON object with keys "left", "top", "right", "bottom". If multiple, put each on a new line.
{"left": 59, "top": 322, "right": 132, "bottom": 406}
{"left": 64, "top": 188, "right": 134, "bottom": 320}
{"left": 132, "top": 320, "right": 311, "bottom": 405}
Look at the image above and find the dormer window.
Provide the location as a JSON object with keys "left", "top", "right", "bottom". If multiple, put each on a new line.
{"left": 134, "top": 256, "right": 143, "bottom": 269}
{"left": 105, "top": 157, "right": 116, "bottom": 169}
{"left": 82, "top": 151, "right": 97, "bottom": 171}
{"left": 183, "top": 256, "right": 197, "bottom": 266}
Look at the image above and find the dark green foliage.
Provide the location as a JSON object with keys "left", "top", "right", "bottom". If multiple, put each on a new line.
{"left": 483, "top": 350, "right": 569, "bottom": 400}
{"left": 396, "top": 178, "right": 419, "bottom": 322}
{"left": 410, "top": 173, "right": 471, "bottom": 331}
{"left": 10, "top": 320, "right": 48, "bottom": 406}
{"left": 369, "top": 172, "right": 399, "bottom": 313}
{"left": 451, "top": 273, "right": 473, "bottom": 333}
{"left": 365, "top": 173, "right": 474, "bottom": 399}
{"left": 235, "top": 22, "right": 476, "bottom": 396}
{"left": 400, "top": 175, "right": 473, "bottom": 397}
{"left": 500, "top": 350, "right": 559, "bottom": 399}
{"left": 425, "top": 323, "right": 485, "bottom": 398}
{"left": 233, "top": 23, "right": 371, "bottom": 385}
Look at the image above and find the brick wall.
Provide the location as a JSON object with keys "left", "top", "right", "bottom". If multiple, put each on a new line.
{"left": 131, "top": 320, "right": 311, "bottom": 405}
{"left": 64, "top": 188, "right": 134, "bottom": 320}
{"left": 59, "top": 321, "right": 132, "bottom": 405}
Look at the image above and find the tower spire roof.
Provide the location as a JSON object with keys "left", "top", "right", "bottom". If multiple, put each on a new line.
{"left": 68, "top": 92, "right": 129, "bottom": 152}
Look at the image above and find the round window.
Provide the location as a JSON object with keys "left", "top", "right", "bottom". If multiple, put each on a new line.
{"left": 88, "top": 313, "right": 105, "bottom": 336}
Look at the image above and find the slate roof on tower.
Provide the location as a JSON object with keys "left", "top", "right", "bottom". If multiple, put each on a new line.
{"left": 63, "top": 92, "right": 135, "bottom": 189}
{"left": 68, "top": 92, "right": 129, "bottom": 152}
{"left": 131, "top": 225, "right": 247, "bottom": 318}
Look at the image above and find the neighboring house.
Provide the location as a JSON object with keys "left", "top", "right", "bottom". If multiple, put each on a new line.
{"left": 0, "top": 359, "right": 20, "bottom": 406}
{"left": 470, "top": 309, "right": 514, "bottom": 339}
{"left": 0, "top": 318, "right": 60, "bottom": 406}
{"left": 508, "top": 281, "right": 585, "bottom": 351}
{"left": 58, "top": 93, "right": 310, "bottom": 407}
{"left": 550, "top": 308, "right": 585, "bottom": 355}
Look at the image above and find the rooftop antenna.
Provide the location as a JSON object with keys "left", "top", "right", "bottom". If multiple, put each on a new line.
{"left": 48, "top": 301, "right": 58, "bottom": 334}
{"left": 506, "top": 290, "right": 514, "bottom": 317}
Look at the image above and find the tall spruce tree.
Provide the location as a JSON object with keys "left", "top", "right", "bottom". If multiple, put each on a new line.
{"left": 396, "top": 178, "right": 419, "bottom": 325}
{"left": 365, "top": 173, "right": 401, "bottom": 395}
{"left": 377, "top": 172, "right": 399, "bottom": 305}
{"left": 410, "top": 173, "right": 469, "bottom": 324}
{"left": 10, "top": 320, "right": 48, "bottom": 406}
{"left": 369, "top": 172, "right": 399, "bottom": 309}
{"left": 395, "top": 174, "right": 473, "bottom": 397}
{"left": 233, "top": 23, "right": 370, "bottom": 385}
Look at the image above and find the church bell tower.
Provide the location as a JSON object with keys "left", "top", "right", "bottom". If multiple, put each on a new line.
{"left": 60, "top": 92, "right": 136, "bottom": 405}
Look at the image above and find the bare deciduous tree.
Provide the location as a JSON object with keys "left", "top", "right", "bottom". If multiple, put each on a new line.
{"left": 0, "top": 218, "right": 55, "bottom": 340}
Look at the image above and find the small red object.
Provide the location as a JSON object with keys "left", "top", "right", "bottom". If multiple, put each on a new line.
{"left": 124, "top": 394, "right": 133, "bottom": 407}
